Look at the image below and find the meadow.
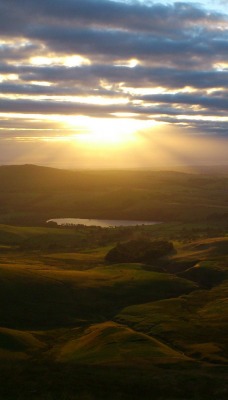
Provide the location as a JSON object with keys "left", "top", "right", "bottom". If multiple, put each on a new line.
{"left": 0, "top": 165, "right": 227, "bottom": 399}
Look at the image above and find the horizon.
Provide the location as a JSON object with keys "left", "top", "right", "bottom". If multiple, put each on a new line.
{"left": 1, "top": 162, "right": 228, "bottom": 175}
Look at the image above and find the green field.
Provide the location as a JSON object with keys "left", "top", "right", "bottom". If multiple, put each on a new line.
{"left": 0, "top": 166, "right": 227, "bottom": 399}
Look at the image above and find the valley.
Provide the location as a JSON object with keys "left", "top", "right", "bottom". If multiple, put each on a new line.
{"left": 0, "top": 166, "right": 227, "bottom": 399}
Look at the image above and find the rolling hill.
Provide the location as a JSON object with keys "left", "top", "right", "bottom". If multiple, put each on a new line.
{"left": 0, "top": 164, "right": 228, "bottom": 225}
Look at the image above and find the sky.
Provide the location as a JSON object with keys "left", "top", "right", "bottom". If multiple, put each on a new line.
{"left": 0, "top": 0, "right": 227, "bottom": 168}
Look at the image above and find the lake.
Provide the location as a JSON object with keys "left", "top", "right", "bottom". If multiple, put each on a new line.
{"left": 47, "top": 218, "right": 160, "bottom": 228}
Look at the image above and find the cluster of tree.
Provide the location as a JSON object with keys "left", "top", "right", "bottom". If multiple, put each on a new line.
{"left": 105, "top": 239, "right": 174, "bottom": 263}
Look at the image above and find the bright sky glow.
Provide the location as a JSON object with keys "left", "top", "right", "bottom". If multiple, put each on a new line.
{"left": 140, "top": 0, "right": 228, "bottom": 14}
{"left": 69, "top": 117, "right": 158, "bottom": 146}
{"left": 30, "top": 55, "right": 91, "bottom": 67}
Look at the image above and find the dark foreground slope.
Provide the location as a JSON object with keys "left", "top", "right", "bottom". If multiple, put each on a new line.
{"left": 0, "top": 164, "right": 228, "bottom": 225}
{"left": 0, "top": 221, "right": 227, "bottom": 400}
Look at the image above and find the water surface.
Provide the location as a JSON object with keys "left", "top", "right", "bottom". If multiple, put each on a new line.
{"left": 47, "top": 218, "right": 160, "bottom": 228}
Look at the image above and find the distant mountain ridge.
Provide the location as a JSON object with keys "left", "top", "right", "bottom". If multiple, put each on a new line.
{"left": 0, "top": 164, "right": 228, "bottom": 226}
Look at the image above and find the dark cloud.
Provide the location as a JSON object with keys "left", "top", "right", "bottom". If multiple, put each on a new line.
{"left": 154, "top": 117, "right": 228, "bottom": 137}
{"left": 23, "top": 26, "right": 227, "bottom": 68}
{"left": 0, "top": 0, "right": 225, "bottom": 36}
{"left": 0, "top": 1, "right": 226, "bottom": 67}
{"left": 0, "top": 98, "right": 226, "bottom": 119}
{"left": 0, "top": 98, "right": 126, "bottom": 117}
{"left": 136, "top": 92, "right": 228, "bottom": 111}
{"left": 28, "top": 66, "right": 228, "bottom": 90}
{"left": 0, "top": 43, "right": 40, "bottom": 63}
{"left": 0, "top": 82, "right": 121, "bottom": 97}
{"left": 1, "top": 63, "right": 227, "bottom": 91}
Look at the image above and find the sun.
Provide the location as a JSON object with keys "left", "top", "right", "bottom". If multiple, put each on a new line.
{"left": 68, "top": 117, "right": 142, "bottom": 148}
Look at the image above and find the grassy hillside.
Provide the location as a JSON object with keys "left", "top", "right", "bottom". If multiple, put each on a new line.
{"left": 0, "top": 223, "right": 227, "bottom": 399}
{"left": 0, "top": 165, "right": 228, "bottom": 225}
{"left": 0, "top": 327, "right": 45, "bottom": 361}
{"left": 117, "top": 237, "right": 228, "bottom": 365}
{"left": 54, "top": 321, "right": 189, "bottom": 365}
{"left": 0, "top": 251, "right": 196, "bottom": 329}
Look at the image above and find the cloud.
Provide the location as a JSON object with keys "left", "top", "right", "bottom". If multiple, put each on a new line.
{"left": 136, "top": 92, "right": 228, "bottom": 111}
{"left": 1, "top": 63, "right": 228, "bottom": 91}
{"left": 0, "top": 97, "right": 226, "bottom": 128}
{"left": 0, "top": 0, "right": 227, "bottom": 154}
{"left": 0, "top": 0, "right": 225, "bottom": 35}
{"left": 0, "top": 1, "right": 227, "bottom": 67}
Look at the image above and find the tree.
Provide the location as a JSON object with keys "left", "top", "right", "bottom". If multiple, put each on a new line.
{"left": 105, "top": 239, "right": 174, "bottom": 263}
